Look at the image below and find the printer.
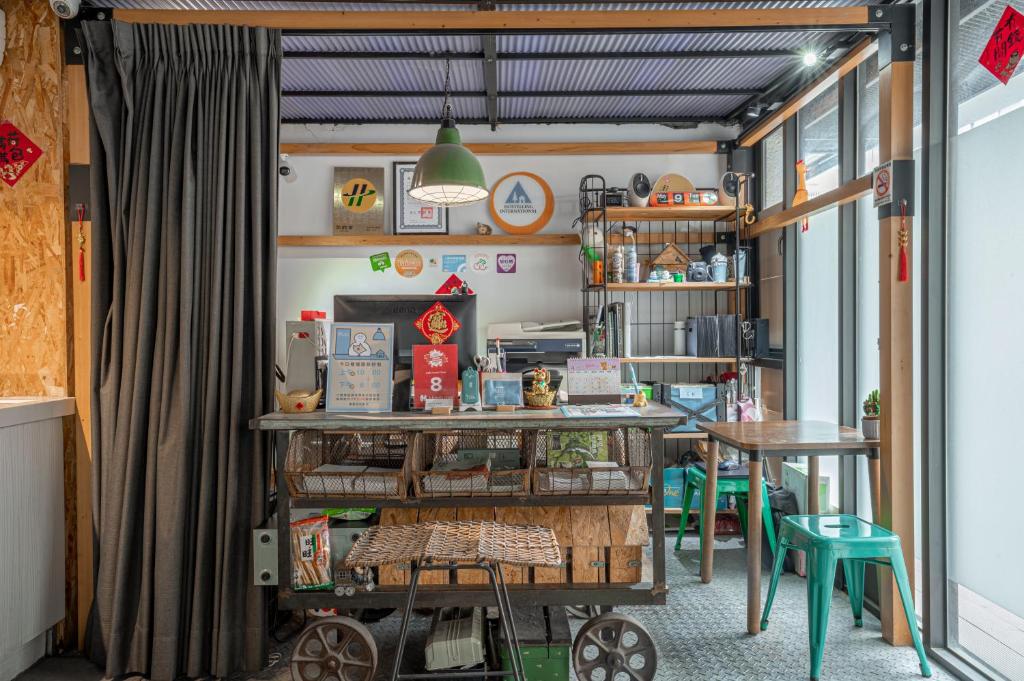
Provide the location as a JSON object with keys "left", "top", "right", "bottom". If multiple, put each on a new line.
{"left": 486, "top": 321, "right": 586, "bottom": 402}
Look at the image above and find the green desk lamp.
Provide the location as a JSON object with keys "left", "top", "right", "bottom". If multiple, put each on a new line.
{"left": 409, "top": 60, "right": 488, "bottom": 207}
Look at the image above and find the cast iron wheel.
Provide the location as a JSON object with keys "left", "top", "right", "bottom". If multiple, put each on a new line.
{"left": 290, "top": 616, "right": 378, "bottom": 681}
{"left": 567, "top": 605, "right": 600, "bottom": 619}
{"left": 572, "top": 612, "right": 657, "bottom": 681}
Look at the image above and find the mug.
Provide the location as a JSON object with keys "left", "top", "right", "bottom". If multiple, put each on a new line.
{"left": 709, "top": 260, "right": 728, "bottom": 282}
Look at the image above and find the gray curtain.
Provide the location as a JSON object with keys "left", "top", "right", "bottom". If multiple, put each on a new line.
{"left": 82, "top": 20, "right": 280, "bottom": 680}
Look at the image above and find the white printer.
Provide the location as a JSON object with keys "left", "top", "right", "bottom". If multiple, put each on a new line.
{"left": 486, "top": 321, "right": 586, "bottom": 402}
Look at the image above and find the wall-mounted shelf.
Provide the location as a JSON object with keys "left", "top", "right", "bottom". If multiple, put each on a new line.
{"left": 586, "top": 206, "right": 738, "bottom": 223}
{"left": 278, "top": 234, "right": 579, "bottom": 247}
{"left": 620, "top": 356, "right": 743, "bottom": 364}
{"left": 591, "top": 280, "right": 750, "bottom": 292}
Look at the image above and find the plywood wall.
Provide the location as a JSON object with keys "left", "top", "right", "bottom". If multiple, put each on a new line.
{"left": 0, "top": 0, "right": 69, "bottom": 397}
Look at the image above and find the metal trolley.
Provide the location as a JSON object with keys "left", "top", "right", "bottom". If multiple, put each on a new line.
{"left": 252, "top": 406, "right": 682, "bottom": 681}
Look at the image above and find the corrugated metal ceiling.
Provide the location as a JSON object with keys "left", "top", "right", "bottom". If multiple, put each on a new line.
{"left": 87, "top": 0, "right": 874, "bottom": 125}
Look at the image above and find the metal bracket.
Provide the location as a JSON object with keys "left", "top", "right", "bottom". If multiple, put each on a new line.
{"left": 873, "top": 4, "right": 916, "bottom": 67}
{"left": 876, "top": 159, "right": 915, "bottom": 219}
{"left": 716, "top": 141, "right": 731, "bottom": 155}
{"left": 727, "top": 145, "right": 755, "bottom": 174}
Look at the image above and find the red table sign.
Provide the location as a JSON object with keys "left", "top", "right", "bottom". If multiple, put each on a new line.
{"left": 979, "top": 5, "right": 1024, "bottom": 85}
{"left": 412, "top": 344, "right": 458, "bottom": 409}
{"left": 0, "top": 121, "right": 43, "bottom": 188}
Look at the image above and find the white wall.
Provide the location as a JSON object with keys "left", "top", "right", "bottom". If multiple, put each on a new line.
{"left": 277, "top": 123, "right": 737, "bottom": 369}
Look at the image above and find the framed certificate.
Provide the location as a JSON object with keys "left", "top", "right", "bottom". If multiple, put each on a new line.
{"left": 393, "top": 161, "right": 449, "bottom": 235}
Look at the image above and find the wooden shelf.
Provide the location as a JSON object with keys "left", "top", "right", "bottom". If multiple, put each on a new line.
{"left": 278, "top": 234, "right": 579, "bottom": 247}
{"left": 591, "top": 280, "right": 750, "bottom": 292}
{"left": 620, "top": 356, "right": 741, "bottom": 364}
{"left": 586, "top": 206, "right": 738, "bottom": 223}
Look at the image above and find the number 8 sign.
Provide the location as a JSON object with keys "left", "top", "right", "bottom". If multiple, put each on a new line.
{"left": 412, "top": 344, "right": 458, "bottom": 409}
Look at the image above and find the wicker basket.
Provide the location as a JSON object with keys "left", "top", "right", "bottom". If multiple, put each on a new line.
{"left": 528, "top": 428, "right": 651, "bottom": 496}
{"left": 284, "top": 430, "right": 412, "bottom": 500}
{"left": 410, "top": 430, "right": 531, "bottom": 498}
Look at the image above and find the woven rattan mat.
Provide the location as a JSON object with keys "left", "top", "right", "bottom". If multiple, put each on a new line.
{"left": 344, "top": 520, "right": 561, "bottom": 568}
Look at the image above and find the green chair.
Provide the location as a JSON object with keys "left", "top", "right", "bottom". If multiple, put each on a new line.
{"left": 761, "top": 514, "right": 932, "bottom": 681}
{"left": 672, "top": 462, "right": 776, "bottom": 560}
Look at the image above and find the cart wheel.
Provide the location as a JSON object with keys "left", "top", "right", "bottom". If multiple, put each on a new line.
{"left": 566, "top": 605, "right": 599, "bottom": 620}
{"left": 291, "top": 616, "right": 378, "bottom": 681}
{"left": 572, "top": 612, "right": 657, "bottom": 681}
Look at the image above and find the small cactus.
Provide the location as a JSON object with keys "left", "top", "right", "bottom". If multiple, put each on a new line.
{"left": 863, "top": 389, "right": 881, "bottom": 417}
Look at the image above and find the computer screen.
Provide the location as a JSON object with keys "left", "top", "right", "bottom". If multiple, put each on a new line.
{"left": 333, "top": 294, "right": 478, "bottom": 371}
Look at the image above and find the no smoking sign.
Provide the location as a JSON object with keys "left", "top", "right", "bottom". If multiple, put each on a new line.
{"left": 873, "top": 161, "right": 893, "bottom": 208}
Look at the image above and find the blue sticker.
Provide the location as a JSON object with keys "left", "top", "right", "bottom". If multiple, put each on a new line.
{"left": 442, "top": 254, "right": 467, "bottom": 273}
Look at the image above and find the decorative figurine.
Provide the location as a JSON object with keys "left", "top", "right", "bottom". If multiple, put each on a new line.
{"left": 459, "top": 366, "right": 483, "bottom": 412}
{"left": 524, "top": 367, "right": 557, "bottom": 409}
{"left": 476, "top": 222, "right": 493, "bottom": 235}
{"left": 632, "top": 390, "right": 648, "bottom": 408}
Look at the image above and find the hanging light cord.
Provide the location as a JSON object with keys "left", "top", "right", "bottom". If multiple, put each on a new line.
{"left": 440, "top": 58, "right": 454, "bottom": 124}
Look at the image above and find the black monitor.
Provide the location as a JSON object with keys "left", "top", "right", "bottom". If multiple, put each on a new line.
{"left": 333, "top": 294, "right": 478, "bottom": 371}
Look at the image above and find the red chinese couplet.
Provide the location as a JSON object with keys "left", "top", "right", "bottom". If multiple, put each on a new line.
{"left": 412, "top": 344, "right": 458, "bottom": 409}
{"left": 0, "top": 121, "right": 43, "bottom": 188}
{"left": 979, "top": 5, "right": 1024, "bottom": 85}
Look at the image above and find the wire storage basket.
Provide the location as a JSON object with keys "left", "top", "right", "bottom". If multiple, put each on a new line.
{"left": 410, "top": 430, "right": 530, "bottom": 497}
{"left": 285, "top": 430, "right": 412, "bottom": 500}
{"left": 529, "top": 428, "right": 651, "bottom": 496}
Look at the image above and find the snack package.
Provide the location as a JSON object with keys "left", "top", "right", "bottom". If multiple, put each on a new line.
{"left": 291, "top": 515, "right": 334, "bottom": 591}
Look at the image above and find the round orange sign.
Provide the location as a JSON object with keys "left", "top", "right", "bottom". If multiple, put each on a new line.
{"left": 339, "top": 177, "right": 379, "bottom": 213}
{"left": 395, "top": 249, "right": 424, "bottom": 278}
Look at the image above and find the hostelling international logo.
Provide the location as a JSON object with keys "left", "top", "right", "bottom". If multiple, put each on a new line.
{"left": 498, "top": 181, "right": 540, "bottom": 219}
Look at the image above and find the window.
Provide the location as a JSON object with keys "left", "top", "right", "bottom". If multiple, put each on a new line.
{"left": 761, "top": 126, "right": 784, "bottom": 209}
{"left": 798, "top": 84, "right": 840, "bottom": 197}
{"left": 947, "top": 0, "right": 1024, "bottom": 676}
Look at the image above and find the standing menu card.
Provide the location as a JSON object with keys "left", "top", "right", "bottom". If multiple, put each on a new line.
{"left": 566, "top": 357, "right": 622, "bottom": 404}
{"left": 326, "top": 322, "right": 394, "bottom": 412}
{"left": 412, "top": 344, "right": 458, "bottom": 409}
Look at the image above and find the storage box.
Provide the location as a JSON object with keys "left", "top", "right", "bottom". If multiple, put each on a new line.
{"left": 493, "top": 606, "right": 571, "bottom": 681}
{"left": 781, "top": 462, "right": 832, "bottom": 514}
{"left": 664, "top": 467, "right": 686, "bottom": 509}
{"left": 664, "top": 383, "right": 724, "bottom": 433}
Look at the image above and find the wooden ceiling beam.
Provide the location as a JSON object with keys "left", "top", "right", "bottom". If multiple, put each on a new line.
{"left": 278, "top": 140, "right": 724, "bottom": 155}
{"left": 737, "top": 36, "right": 878, "bottom": 147}
{"left": 113, "top": 8, "right": 872, "bottom": 31}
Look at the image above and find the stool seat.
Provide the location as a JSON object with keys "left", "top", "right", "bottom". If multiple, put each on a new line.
{"left": 761, "top": 514, "right": 932, "bottom": 680}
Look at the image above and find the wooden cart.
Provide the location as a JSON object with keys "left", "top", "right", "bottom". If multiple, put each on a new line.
{"left": 252, "top": 404, "right": 681, "bottom": 681}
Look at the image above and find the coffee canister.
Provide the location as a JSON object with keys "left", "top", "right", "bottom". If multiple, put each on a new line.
{"left": 673, "top": 321, "right": 687, "bottom": 355}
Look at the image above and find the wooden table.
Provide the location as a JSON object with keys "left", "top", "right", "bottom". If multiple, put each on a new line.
{"left": 696, "top": 420, "right": 880, "bottom": 635}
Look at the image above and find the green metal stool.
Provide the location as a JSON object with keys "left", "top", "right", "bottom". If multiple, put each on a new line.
{"left": 672, "top": 463, "right": 777, "bottom": 560}
{"left": 761, "top": 514, "right": 932, "bottom": 681}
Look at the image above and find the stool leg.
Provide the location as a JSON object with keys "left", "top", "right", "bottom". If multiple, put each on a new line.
{"left": 697, "top": 477, "right": 707, "bottom": 567}
{"left": 842, "top": 559, "right": 865, "bottom": 627}
{"left": 391, "top": 562, "right": 424, "bottom": 681}
{"left": 889, "top": 550, "right": 933, "bottom": 678}
{"left": 807, "top": 550, "right": 837, "bottom": 681}
{"left": 675, "top": 477, "right": 697, "bottom": 551}
{"left": 761, "top": 482, "right": 777, "bottom": 557}
{"left": 486, "top": 562, "right": 525, "bottom": 681}
{"left": 760, "top": 539, "right": 789, "bottom": 631}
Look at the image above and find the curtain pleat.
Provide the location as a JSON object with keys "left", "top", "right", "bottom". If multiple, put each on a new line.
{"left": 82, "top": 19, "right": 280, "bottom": 680}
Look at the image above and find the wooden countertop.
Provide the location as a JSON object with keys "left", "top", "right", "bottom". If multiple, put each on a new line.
{"left": 698, "top": 420, "right": 878, "bottom": 452}
{"left": 252, "top": 403, "right": 684, "bottom": 431}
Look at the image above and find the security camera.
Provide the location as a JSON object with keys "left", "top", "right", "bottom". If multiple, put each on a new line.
{"left": 279, "top": 155, "right": 297, "bottom": 184}
{"left": 50, "top": 0, "right": 80, "bottom": 19}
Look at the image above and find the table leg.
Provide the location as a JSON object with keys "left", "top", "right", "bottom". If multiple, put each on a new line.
{"left": 807, "top": 456, "right": 820, "bottom": 515}
{"left": 747, "top": 454, "right": 764, "bottom": 635}
{"left": 700, "top": 440, "right": 719, "bottom": 584}
{"left": 868, "top": 448, "right": 881, "bottom": 522}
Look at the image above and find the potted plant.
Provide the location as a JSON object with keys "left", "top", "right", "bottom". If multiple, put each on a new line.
{"left": 862, "top": 389, "right": 880, "bottom": 439}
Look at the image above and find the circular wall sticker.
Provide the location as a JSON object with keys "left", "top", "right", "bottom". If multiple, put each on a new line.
{"left": 394, "top": 249, "right": 424, "bottom": 278}
{"left": 488, "top": 172, "right": 554, "bottom": 235}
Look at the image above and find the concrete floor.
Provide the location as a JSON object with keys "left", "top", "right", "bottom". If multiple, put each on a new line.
{"left": 16, "top": 535, "right": 946, "bottom": 681}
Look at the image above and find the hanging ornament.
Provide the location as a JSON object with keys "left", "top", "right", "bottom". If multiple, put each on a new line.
{"left": 897, "top": 199, "right": 910, "bottom": 283}
{"left": 793, "top": 160, "right": 810, "bottom": 233}
{"left": 76, "top": 204, "right": 86, "bottom": 282}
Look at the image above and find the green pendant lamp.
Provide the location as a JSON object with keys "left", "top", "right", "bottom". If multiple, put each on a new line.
{"left": 409, "top": 60, "right": 488, "bottom": 206}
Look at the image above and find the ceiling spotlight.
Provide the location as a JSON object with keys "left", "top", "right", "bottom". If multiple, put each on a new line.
{"left": 802, "top": 51, "right": 819, "bottom": 67}
{"left": 745, "top": 103, "right": 765, "bottom": 119}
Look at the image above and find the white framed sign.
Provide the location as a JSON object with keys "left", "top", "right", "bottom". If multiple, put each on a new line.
{"left": 326, "top": 322, "right": 394, "bottom": 412}
{"left": 394, "top": 162, "right": 448, "bottom": 234}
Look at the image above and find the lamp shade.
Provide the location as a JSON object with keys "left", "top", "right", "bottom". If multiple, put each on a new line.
{"left": 409, "top": 125, "right": 488, "bottom": 206}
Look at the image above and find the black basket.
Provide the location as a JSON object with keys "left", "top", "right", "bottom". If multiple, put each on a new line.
{"left": 284, "top": 430, "right": 412, "bottom": 500}
{"left": 529, "top": 428, "right": 651, "bottom": 496}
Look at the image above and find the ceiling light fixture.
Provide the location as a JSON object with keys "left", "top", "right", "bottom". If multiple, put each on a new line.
{"left": 409, "top": 59, "right": 488, "bottom": 207}
{"left": 745, "top": 103, "right": 765, "bottom": 119}
{"left": 801, "top": 51, "right": 819, "bottom": 67}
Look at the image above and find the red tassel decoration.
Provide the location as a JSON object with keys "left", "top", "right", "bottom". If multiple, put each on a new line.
{"left": 801, "top": 217, "right": 809, "bottom": 233}
{"left": 76, "top": 204, "right": 86, "bottom": 282}
{"left": 897, "top": 199, "right": 909, "bottom": 283}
